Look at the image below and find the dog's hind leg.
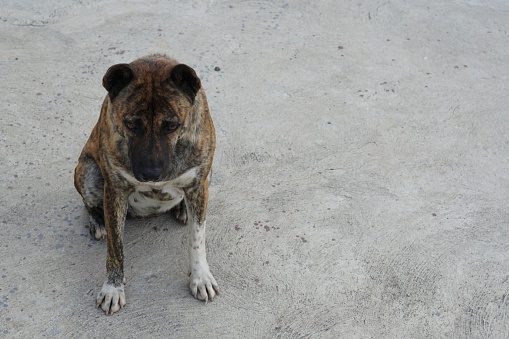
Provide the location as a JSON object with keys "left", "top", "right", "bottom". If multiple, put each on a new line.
{"left": 74, "top": 153, "right": 107, "bottom": 240}
{"left": 170, "top": 199, "right": 188, "bottom": 225}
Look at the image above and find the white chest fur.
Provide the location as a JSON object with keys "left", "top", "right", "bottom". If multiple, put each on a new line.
{"left": 128, "top": 186, "right": 184, "bottom": 217}
{"left": 118, "top": 167, "right": 199, "bottom": 217}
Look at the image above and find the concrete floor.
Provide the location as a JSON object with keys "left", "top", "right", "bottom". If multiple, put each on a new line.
{"left": 1, "top": 0, "right": 509, "bottom": 337}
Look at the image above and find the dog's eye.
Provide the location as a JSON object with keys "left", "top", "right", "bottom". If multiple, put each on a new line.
{"left": 161, "top": 121, "right": 180, "bottom": 135}
{"left": 124, "top": 119, "right": 139, "bottom": 133}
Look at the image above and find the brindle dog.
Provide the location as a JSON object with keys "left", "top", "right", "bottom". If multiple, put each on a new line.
{"left": 74, "top": 54, "right": 218, "bottom": 315}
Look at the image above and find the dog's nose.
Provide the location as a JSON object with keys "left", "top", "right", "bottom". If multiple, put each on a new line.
{"left": 139, "top": 167, "right": 162, "bottom": 182}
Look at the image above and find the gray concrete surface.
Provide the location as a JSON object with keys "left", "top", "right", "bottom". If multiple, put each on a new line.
{"left": 1, "top": 0, "right": 509, "bottom": 337}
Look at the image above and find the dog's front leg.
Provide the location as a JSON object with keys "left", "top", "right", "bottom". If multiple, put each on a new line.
{"left": 96, "top": 180, "right": 129, "bottom": 315}
{"left": 185, "top": 179, "right": 219, "bottom": 302}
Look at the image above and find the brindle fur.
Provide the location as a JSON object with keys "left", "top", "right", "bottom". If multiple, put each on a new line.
{"left": 74, "top": 54, "right": 217, "bottom": 315}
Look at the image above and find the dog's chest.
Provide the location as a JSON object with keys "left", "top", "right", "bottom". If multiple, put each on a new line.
{"left": 128, "top": 185, "right": 184, "bottom": 217}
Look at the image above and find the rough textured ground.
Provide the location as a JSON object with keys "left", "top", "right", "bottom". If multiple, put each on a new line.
{"left": 1, "top": 0, "right": 509, "bottom": 337}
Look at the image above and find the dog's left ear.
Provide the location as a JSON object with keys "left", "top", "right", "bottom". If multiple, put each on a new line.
{"left": 103, "top": 64, "right": 134, "bottom": 101}
{"left": 170, "top": 64, "right": 201, "bottom": 104}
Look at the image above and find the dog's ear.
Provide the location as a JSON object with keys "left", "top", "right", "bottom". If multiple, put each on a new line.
{"left": 103, "top": 64, "right": 134, "bottom": 101}
{"left": 170, "top": 64, "right": 201, "bottom": 104}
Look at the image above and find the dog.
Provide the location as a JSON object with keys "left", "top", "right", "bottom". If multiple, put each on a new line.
{"left": 74, "top": 54, "right": 218, "bottom": 315}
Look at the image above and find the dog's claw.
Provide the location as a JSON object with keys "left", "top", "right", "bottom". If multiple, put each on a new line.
{"left": 190, "top": 268, "right": 219, "bottom": 303}
{"left": 96, "top": 282, "right": 126, "bottom": 315}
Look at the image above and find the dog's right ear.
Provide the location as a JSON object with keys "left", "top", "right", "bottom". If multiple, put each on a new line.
{"left": 103, "top": 64, "right": 134, "bottom": 101}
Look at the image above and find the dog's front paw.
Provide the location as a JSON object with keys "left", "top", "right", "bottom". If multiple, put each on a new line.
{"left": 96, "top": 281, "right": 126, "bottom": 315}
{"left": 190, "top": 267, "right": 219, "bottom": 302}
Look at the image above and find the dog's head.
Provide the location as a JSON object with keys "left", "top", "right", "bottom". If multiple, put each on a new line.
{"left": 103, "top": 56, "right": 201, "bottom": 182}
